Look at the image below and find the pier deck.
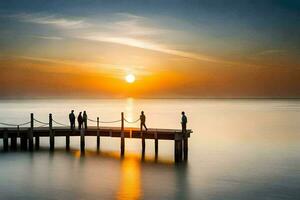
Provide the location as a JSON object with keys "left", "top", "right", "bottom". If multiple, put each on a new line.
{"left": 0, "top": 122, "right": 192, "bottom": 162}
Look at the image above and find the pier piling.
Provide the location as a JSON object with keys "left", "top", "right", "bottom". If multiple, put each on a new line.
{"left": 28, "top": 113, "right": 34, "bottom": 151}
{"left": 20, "top": 132, "right": 27, "bottom": 151}
{"left": 97, "top": 117, "right": 100, "bottom": 150}
{"left": 49, "top": 114, "right": 54, "bottom": 151}
{"left": 3, "top": 129, "right": 8, "bottom": 151}
{"left": 80, "top": 128, "right": 85, "bottom": 152}
{"left": 155, "top": 132, "right": 158, "bottom": 158}
{"left": 141, "top": 127, "right": 145, "bottom": 155}
{"left": 121, "top": 112, "right": 125, "bottom": 156}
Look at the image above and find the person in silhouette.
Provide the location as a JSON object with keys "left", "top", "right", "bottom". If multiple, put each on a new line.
{"left": 69, "top": 110, "right": 75, "bottom": 130}
{"left": 181, "top": 111, "right": 187, "bottom": 134}
{"left": 83, "top": 111, "right": 88, "bottom": 129}
{"left": 77, "top": 112, "right": 83, "bottom": 130}
{"left": 140, "top": 111, "right": 148, "bottom": 131}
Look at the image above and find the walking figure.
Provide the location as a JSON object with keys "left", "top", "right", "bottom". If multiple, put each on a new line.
{"left": 181, "top": 111, "right": 187, "bottom": 134}
{"left": 77, "top": 112, "right": 83, "bottom": 130}
{"left": 140, "top": 111, "right": 148, "bottom": 131}
{"left": 83, "top": 111, "right": 88, "bottom": 129}
{"left": 69, "top": 110, "right": 75, "bottom": 130}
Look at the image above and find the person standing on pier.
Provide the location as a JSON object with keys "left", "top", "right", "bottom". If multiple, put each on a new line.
{"left": 83, "top": 111, "right": 88, "bottom": 129}
{"left": 77, "top": 112, "right": 83, "bottom": 130}
{"left": 69, "top": 110, "right": 75, "bottom": 130}
{"left": 181, "top": 111, "right": 187, "bottom": 134}
{"left": 140, "top": 111, "right": 148, "bottom": 131}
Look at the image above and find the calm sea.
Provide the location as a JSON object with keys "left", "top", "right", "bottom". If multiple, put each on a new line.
{"left": 0, "top": 99, "right": 300, "bottom": 200}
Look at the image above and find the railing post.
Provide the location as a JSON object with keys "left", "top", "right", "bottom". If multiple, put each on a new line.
{"left": 121, "top": 112, "right": 125, "bottom": 156}
{"left": 49, "top": 113, "right": 54, "bottom": 151}
{"left": 29, "top": 113, "right": 34, "bottom": 151}
{"left": 97, "top": 117, "right": 100, "bottom": 151}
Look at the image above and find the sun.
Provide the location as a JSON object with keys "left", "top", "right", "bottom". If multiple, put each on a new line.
{"left": 125, "top": 74, "right": 136, "bottom": 83}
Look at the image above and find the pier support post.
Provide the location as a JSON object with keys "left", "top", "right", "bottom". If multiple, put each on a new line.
{"left": 21, "top": 132, "right": 27, "bottom": 151}
{"left": 66, "top": 132, "right": 70, "bottom": 151}
{"left": 29, "top": 113, "right": 34, "bottom": 151}
{"left": 183, "top": 137, "right": 188, "bottom": 161}
{"left": 11, "top": 125, "right": 20, "bottom": 151}
{"left": 49, "top": 114, "right": 54, "bottom": 151}
{"left": 35, "top": 134, "right": 40, "bottom": 150}
{"left": 155, "top": 132, "right": 158, "bottom": 159}
{"left": 121, "top": 112, "right": 125, "bottom": 156}
{"left": 141, "top": 127, "right": 145, "bottom": 155}
{"left": 11, "top": 135, "right": 17, "bottom": 151}
{"left": 80, "top": 128, "right": 85, "bottom": 152}
{"left": 66, "top": 118, "right": 70, "bottom": 150}
{"left": 174, "top": 133, "right": 183, "bottom": 163}
{"left": 3, "top": 129, "right": 8, "bottom": 151}
{"left": 97, "top": 117, "right": 100, "bottom": 150}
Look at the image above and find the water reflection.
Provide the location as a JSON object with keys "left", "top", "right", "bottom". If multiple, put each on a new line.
{"left": 117, "top": 157, "right": 141, "bottom": 200}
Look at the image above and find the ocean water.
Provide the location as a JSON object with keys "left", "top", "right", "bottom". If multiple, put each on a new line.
{"left": 0, "top": 99, "right": 300, "bottom": 200}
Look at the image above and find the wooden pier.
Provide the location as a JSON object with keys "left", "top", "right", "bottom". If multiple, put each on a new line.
{"left": 0, "top": 113, "right": 192, "bottom": 162}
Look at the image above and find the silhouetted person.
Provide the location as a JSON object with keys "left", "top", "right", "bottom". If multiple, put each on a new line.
{"left": 69, "top": 110, "right": 75, "bottom": 130}
{"left": 140, "top": 111, "right": 148, "bottom": 131}
{"left": 77, "top": 112, "right": 83, "bottom": 130}
{"left": 181, "top": 111, "right": 187, "bottom": 134}
{"left": 83, "top": 111, "right": 88, "bottom": 129}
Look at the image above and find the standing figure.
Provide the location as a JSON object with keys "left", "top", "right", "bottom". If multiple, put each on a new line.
{"left": 83, "top": 111, "right": 88, "bottom": 129}
{"left": 140, "top": 111, "right": 148, "bottom": 131}
{"left": 77, "top": 112, "right": 83, "bottom": 130}
{"left": 181, "top": 111, "right": 187, "bottom": 134}
{"left": 69, "top": 110, "right": 75, "bottom": 130}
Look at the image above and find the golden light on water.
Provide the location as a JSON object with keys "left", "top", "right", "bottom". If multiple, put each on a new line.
{"left": 117, "top": 157, "right": 141, "bottom": 200}
{"left": 125, "top": 74, "right": 136, "bottom": 83}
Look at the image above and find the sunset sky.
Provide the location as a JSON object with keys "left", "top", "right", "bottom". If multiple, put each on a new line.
{"left": 0, "top": 0, "right": 299, "bottom": 98}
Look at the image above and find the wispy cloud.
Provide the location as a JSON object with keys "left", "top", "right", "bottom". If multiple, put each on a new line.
{"left": 17, "top": 56, "right": 151, "bottom": 77}
{"left": 257, "top": 49, "right": 286, "bottom": 56}
{"left": 8, "top": 13, "right": 89, "bottom": 28}
{"left": 5, "top": 12, "right": 265, "bottom": 67}
{"left": 32, "top": 35, "right": 63, "bottom": 40}
{"left": 80, "top": 35, "right": 220, "bottom": 63}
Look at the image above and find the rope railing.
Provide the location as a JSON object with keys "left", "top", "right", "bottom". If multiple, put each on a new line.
{"left": 87, "top": 118, "right": 97, "bottom": 123}
{"left": 52, "top": 119, "right": 68, "bottom": 127}
{"left": 99, "top": 119, "right": 122, "bottom": 124}
{"left": 0, "top": 114, "right": 140, "bottom": 128}
{"left": 18, "top": 121, "right": 31, "bottom": 126}
{"left": 0, "top": 121, "right": 31, "bottom": 127}
{"left": 33, "top": 118, "right": 49, "bottom": 125}
{"left": 88, "top": 118, "right": 122, "bottom": 124}
{"left": 124, "top": 118, "right": 140, "bottom": 124}
{"left": 37, "top": 124, "right": 49, "bottom": 128}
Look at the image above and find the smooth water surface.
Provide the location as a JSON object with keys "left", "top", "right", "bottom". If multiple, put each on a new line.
{"left": 0, "top": 99, "right": 300, "bottom": 200}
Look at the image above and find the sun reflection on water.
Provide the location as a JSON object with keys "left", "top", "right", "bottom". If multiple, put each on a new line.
{"left": 117, "top": 157, "right": 141, "bottom": 200}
